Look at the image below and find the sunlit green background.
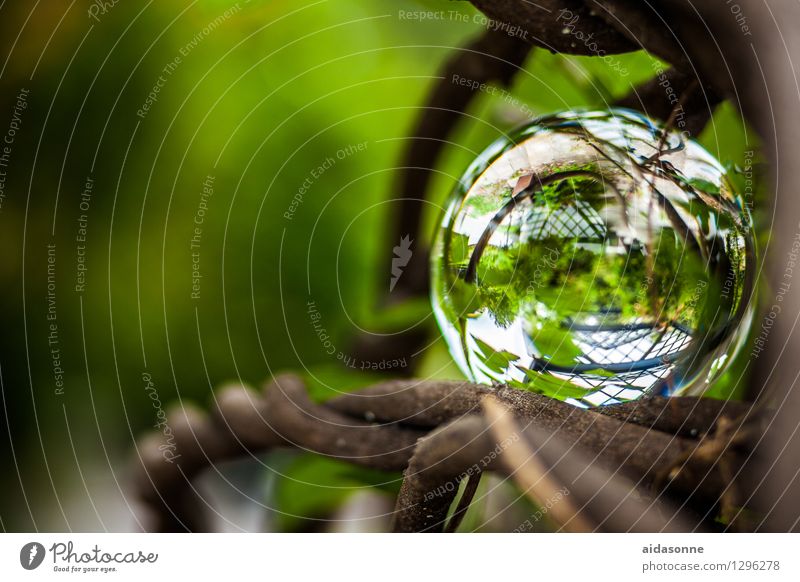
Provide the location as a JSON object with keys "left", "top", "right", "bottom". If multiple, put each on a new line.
{"left": 0, "top": 0, "right": 763, "bottom": 531}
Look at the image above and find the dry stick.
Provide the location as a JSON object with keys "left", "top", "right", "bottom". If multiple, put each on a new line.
{"left": 387, "top": 386, "right": 755, "bottom": 531}
{"left": 642, "top": 78, "right": 699, "bottom": 166}
{"left": 484, "top": 396, "right": 700, "bottom": 532}
{"left": 522, "top": 421, "right": 701, "bottom": 532}
{"left": 483, "top": 396, "right": 593, "bottom": 532}
{"left": 391, "top": 395, "right": 735, "bottom": 531}
{"left": 394, "top": 398, "right": 705, "bottom": 532}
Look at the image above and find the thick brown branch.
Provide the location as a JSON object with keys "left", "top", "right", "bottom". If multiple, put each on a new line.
{"left": 468, "top": 0, "right": 637, "bottom": 56}
{"left": 262, "top": 374, "right": 426, "bottom": 472}
{"left": 135, "top": 375, "right": 756, "bottom": 532}
{"left": 132, "top": 395, "right": 283, "bottom": 532}
{"left": 597, "top": 395, "right": 754, "bottom": 439}
{"left": 591, "top": 0, "right": 688, "bottom": 69}
{"left": 387, "top": 28, "right": 532, "bottom": 300}
{"left": 392, "top": 394, "right": 717, "bottom": 532}
{"left": 328, "top": 379, "right": 752, "bottom": 436}
{"left": 393, "top": 415, "right": 496, "bottom": 532}
{"left": 484, "top": 396, "right": 699, "bottom": 532}
{"left": 133, "top": 375, "right": 425, "bottom": 531}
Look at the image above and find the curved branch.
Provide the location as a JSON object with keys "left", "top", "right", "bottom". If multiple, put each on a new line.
{"left": 386, "top": 28, "right": 532, "bottom": 301}
{"left": 134, "top": 375, "right": 756, "bottom": 532}
{"left": 392, "top": 393, "right": 718, "bottom": 533}
{"left": 353, "top": 29, "right": 533, "bottom": 373}
{"left": 327, "top": 379, "right": 752, "bottom": 435}
{"left": 483, "top": 396, "right": 699, "bottom": 532}
{"left": 467, "top": 0, "right": 638, "bottom": 57}
{"left": 262, "top": 374, "right": 426, "bottom": 471}
{"left": 591, "top": 0, "right": 689, "bottom": 69}
{"left": 132, "top": 375, "right": 425, "bottom": 531}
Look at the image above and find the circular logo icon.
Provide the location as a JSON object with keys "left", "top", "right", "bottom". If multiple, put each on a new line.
{"left": 20, "top": 542, "right": 46, "bottom": 570}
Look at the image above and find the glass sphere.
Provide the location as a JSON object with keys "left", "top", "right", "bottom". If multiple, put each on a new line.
{"left": 431, "top": 109, "right": 755, "bottom": 407}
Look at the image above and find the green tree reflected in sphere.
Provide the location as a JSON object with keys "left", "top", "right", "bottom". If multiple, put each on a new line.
{"left": 431, "top": 109, "right": 756, "bottom": 407}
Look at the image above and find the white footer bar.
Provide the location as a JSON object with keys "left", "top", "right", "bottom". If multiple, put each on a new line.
{"left": 0, "top": 533, "right": 797, "bottom": 581}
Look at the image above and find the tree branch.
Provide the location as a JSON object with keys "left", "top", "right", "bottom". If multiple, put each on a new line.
{"left": 468, "top": 0, "right": 638, "bottom": 56}
{"left": 483, "top": 396, "right": 699, "bottom": 532}
{"left": 133, "top": 376, "right": 755, "bottom": 532}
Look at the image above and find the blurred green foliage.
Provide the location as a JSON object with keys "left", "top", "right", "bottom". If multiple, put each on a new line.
{"left": 274, "top": 454, "right": 400, "bottom": 532}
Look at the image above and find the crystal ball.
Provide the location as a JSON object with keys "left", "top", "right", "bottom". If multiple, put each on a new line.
{"left": 431, "top": 109, "right": 756, "bottom": 407}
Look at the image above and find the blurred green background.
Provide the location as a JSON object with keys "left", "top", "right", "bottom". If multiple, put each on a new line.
{"left": 0, "top": 0, "right": 763, "bottom": 531}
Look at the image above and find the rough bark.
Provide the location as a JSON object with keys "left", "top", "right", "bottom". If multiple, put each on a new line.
{"left": 134, "top": 376, "right": 755, "bottom": 532}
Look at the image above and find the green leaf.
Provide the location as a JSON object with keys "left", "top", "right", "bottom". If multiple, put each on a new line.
{"left": 273, "top": 454, "right": 401, "bottom": 532}
{"left": 532, "top": 324, "right": 582, "bottom": 366}
{"left": 679, "top": 176, "right": 721, "bottom": 195}
{"left": 472, "top": 336, "right": 519, "bottom": 375}
{"left": 512, "top": 368, "right": 594, "bottom": 400}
